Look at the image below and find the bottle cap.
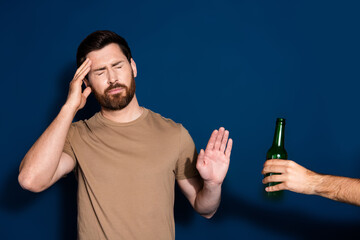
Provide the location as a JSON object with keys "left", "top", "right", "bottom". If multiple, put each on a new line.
{"left": 276, "top": 118, "right": 286, "bottom": 124}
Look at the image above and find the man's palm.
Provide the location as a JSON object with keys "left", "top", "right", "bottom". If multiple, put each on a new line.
{"left": 197, "top": 128, "right": 233, "bottom": 185}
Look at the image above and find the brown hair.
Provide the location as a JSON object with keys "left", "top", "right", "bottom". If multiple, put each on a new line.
{"left": 76, "top": 30, "right": 132, "bottom": 67}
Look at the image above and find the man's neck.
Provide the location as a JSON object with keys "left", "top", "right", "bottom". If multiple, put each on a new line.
{"left": 100, "top": 95, "right": 143, "bottom": 123}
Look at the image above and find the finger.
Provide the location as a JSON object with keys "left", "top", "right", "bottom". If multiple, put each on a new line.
{"left": 264, "top": 159, "right": 292, "bottom": 167}
{"left": 205, "top": 130, "right": 218, "bottom": 151}
{"left": 219, "top": 130, "right": 229, "bottom": 153}
{"left": 262, "top": 165, "right": 287, "bottom": 175}
{"left": 74, "top": 59, "right": 92, "bottom": 81}
{"left": 69, "top": 66, "right": 91, "bottom": 96}
{"left": 225, "top": 138, "right": 233, "bottom": 159}
{"left": 262, "top": 174, "right": 284, "bottom": 184}
{"left": 74, "top": 65, "right": 91, "bottom": 83}
{"left": 265, "top": 183, "right": 286, "bottom": 192}
{"left": 75, "top": 58, "right": 91, "bottom": 75}
{"left": 196, "top": 149, "right": 205, "bottom": 167}
{"left": 82, "top": 86, "right": 92, "bottom": 99}
{"left": 214, "top": 127, "right": 225, "bottom": 150}
{"left": 74, "top": 58, "right": 91, "bottom": 79}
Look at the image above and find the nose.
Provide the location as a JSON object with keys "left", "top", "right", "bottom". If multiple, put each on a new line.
{"left": 107, "top": 69, "right": 118, "bottom": 84}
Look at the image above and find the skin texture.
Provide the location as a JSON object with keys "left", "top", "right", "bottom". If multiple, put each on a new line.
{"left": 18, "top": 43, "right": 233, "bottom": 218}
{"left": 262, "top": 159, "right": 360, "bottom": 206}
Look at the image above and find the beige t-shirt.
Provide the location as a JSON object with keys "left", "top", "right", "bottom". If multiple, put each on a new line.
{"left": 63, "top": 108, "right": 199, "bottom": 240}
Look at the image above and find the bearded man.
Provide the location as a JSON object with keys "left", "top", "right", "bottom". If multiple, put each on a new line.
{"left": 18, "top": 30, "right": 233, "bottom": 240}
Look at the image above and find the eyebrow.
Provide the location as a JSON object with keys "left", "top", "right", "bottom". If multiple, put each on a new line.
{"left": 92, "top": 61, "right": 124, "bottom": 72}
{"left": 112, "top": 61, "right": 124, "bottom": 66}
{"left": 93, "top": 67, "right": 106, "bottom": 72}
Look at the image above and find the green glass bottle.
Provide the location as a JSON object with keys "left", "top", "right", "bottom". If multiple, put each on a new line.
{"left": 265, "top": 118, "right": 288, "bottom": 199}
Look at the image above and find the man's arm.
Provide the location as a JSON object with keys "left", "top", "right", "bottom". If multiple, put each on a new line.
{"left": 262, "top": 159, "right": 360, "bottom": 206}
{"left": 177, "top": 127, "right": 233, "bottom": 218}
{"left": 18, "top": 59, "right": 92, "bottom": 192}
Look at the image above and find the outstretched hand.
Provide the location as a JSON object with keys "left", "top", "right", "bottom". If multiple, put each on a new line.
{"left": 197, "top": 127, "right": 233, "bottom": 186}
{"left": 66, "top": 58, "right": 92, "bottom": 112}
{"left": 262, "top": 159, "right": 319, "bottom": 195}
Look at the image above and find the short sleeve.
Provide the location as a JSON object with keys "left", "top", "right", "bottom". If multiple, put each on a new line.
{"left": 175, "top": 125, "right": 199, "bottom": 179}
{"left": 63, "top": 124, "right": 76, "bottom": 161}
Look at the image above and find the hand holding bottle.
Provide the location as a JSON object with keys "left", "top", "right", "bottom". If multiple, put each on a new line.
{"left": 262, "top": 159, "right": 320, "bottom": 195}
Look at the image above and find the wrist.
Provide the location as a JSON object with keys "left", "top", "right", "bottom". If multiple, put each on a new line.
{"left": 61, "top": 103, "right": 78, "bottom": 117}
{"left": 203, "top": 180, "right": 222, "bottom": 191}
{"left": 312, "top": 173, "right": 327, "bottom": 196}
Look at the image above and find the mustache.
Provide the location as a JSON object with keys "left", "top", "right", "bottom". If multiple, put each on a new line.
{"left": 105, "top": 83, "right": 128, "bottom": 93}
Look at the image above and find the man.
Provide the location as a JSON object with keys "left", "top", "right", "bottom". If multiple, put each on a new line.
{"left": 18, "top": 30, "right": 233, "bottom": 239}
{"left": 262, "top": 159, "right": 360, "bottom": 206}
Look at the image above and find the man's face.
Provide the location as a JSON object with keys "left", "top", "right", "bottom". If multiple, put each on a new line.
{"left": 86, "top": 43, "right": 137, "bottom": 111}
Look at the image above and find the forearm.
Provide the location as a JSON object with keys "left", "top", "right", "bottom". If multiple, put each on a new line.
{"left": 194, "top": 182, "right": 222, "bottom": 218}
{"left": 314, "top": 174, "right": 360, "bottom": 206}
{"left": 18, "top": 104, "right": 76, "bottom": 191}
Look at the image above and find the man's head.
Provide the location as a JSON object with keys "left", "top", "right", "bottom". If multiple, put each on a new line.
{"left": 77, "top": 30, "right": 137, "bottom": 111}
{"left": 77, "top": 30, "right": 132, "bottom": 67}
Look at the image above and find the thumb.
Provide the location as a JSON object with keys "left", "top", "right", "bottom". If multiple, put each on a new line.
{"left": 82, "top": 86, "right": 92, "bottom": 99}
{"left": 197, "top": 149, "right": 205, "bottom": 163}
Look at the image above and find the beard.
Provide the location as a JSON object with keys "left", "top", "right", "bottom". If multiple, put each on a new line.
{"left": 91, "top": 72, "right": 136, "bottom": 111}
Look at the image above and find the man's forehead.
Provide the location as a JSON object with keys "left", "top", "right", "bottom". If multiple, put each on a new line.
{"left": 87, "top": 43, "right": 127, "bottom": 64}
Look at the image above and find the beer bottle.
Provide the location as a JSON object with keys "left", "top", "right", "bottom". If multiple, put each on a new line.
{"left": 265, "top": 118, "right": 288, "bottom": 199}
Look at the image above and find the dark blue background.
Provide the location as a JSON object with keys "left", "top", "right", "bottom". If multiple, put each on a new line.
{"left": 1, "top": 0, "right": 360, "bottom": 239}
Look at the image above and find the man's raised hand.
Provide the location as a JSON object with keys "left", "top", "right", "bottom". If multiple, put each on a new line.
{"left": 196, "top": 127, "right": 233, "bottom": 186}
{"left": 65, "top": 58, "right": 92, "bottom": 112}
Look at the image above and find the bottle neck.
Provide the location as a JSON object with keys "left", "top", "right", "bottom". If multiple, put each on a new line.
{"left": 272, "top": 121, "right": 285, "bottom": 148}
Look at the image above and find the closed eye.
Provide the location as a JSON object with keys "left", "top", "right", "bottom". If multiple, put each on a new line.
{"left": 113, "top": 61, "right": 124, "bottom": 69}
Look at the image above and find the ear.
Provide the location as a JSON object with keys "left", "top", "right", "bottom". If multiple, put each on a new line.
{"left": 130, "top": 58, "right": 137, "bottom": 77}
{"left": 83, "top": 77, "right": 90, "bottom": 87}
